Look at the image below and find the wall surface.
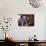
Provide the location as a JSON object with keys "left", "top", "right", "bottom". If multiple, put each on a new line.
{"left": 0, "top": 0, "right": 46, "bottom": 40}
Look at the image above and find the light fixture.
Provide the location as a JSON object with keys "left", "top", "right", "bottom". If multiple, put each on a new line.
{"left": 29, "top": 0, "right": 44, "bottom": 8}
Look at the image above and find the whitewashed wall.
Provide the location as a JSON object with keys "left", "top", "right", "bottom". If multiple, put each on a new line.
{"left": 0, "top": 0, "right": 46, "bottom": 40}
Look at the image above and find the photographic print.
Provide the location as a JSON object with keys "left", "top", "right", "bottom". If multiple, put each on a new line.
{"left": 18, "top": 14, "right": 34, "bottom": 26}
